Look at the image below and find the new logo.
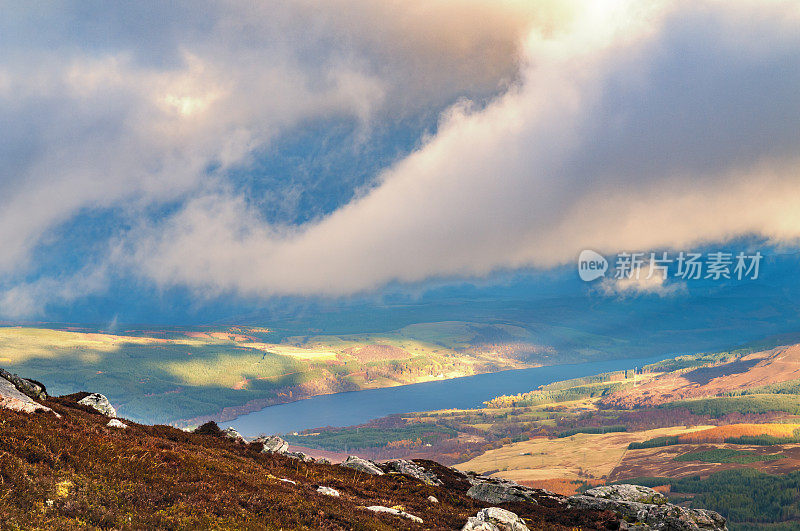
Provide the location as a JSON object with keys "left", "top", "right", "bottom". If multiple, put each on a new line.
{"left": 578, "top": 250, "right": 608, "bottom": 282}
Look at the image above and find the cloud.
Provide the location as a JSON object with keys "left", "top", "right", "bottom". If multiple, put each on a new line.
{"left": 0, "top": 265, "right": 110, "bottom": 319}
{"left": 133, "top": 0, "right": 800, "bottom": 297}
{"left": 0, "top": 0, "right": 543, "bottom": 276}
{"left": 2, "top": 0, "right": 800, "bottom": 317}
{"left": 599, "top": 265, "right": 686, "bottom": 298}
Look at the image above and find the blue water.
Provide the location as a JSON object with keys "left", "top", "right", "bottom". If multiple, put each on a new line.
{"left": 226, "top": 354, "right": 669, "bottom": 436}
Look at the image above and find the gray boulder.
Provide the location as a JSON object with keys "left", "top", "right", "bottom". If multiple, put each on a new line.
{"left": 569, "top": 484, "right": 727, "bottom": 530}
{"left": 78, "top": 393, "right": 116, "bottom": 417}
{"left": 285, "top": 451, "right": 314, "bottom": 463}
{"left": 222, "top": 427, "right": 246, "bottom": 443}
{"left": 256, "top": 435, "right": 289, "bottom": 454}
{"left": 341, "top": 455, "right": 384, "bottom": 476}
{"left": 106, "top": 419, "right": 128, "bottom": 429}
{"left": 385, "top": 459, "right": 442, "bottom": 486}
{"left": 466, "top": 477, "right": 538, "bottom": 505}
{"left": 585, "top": 484, "right": 667, "bottom": 505}
{"left": 462, "top": 507, "right": 529, "bottom": 531}
{"left": 0, "top": 375, "right": 54, "bottom": 415}
{"left": 0, "top": 368, "right": 47, "bottom": 400}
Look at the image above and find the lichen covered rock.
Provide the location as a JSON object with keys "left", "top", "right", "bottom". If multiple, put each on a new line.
{"left": 462, "top": 507, "right": 529, "bottom": 531}
{"left": 77, "top": 393, "right": 116, "bottom": 417}
{"left": 584, "top": 484, "right": 667, "bottom": 505}
{"left": 222, "top": 427, "right": 246, "bottom": 443}
{"left": 256, "top": 435, "right": 289, "bottom": 454}
{"left": 385, "top": 459, "right": 442, "bottom": 486}
{"left": 570, "top": 484, "right": 727, "bottom": 530}
{"left": 466, "top": 476, "right": 538, "bottom": 505}
{"left": 0, "top": 376, "right": 53, "bottom": 415}
{"left": 341, "top": 455, "right": 384, "bottom": 476}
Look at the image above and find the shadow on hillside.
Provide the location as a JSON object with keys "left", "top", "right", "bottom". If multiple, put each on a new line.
{"left": 681, "top": 358, "right": 762, "bottom": 385}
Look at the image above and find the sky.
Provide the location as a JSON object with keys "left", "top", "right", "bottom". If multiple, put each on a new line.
{"left": 1, "top": 0, "right": 799, "bottom": 326}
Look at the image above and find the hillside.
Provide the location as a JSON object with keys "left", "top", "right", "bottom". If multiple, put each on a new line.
{"left": 284, "top": 340, "right": 800, "bottom": 529}
{"left": 0, "top": 370, "right": 728, "bottom": 530}
{"left": 0, "top": 323, "right": 548, "bottom": 426}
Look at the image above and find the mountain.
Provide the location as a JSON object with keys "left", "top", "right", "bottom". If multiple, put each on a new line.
{"left": 0, "top": 369, "right": 725, "bottom": 530}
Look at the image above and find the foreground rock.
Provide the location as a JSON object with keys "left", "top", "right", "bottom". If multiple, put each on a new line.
{"left": 256, "top": 435, "right": 289, "bottom": 454}
{"left": 457, "top": 467, "right": 725, "bottom": 531}
{"left": 0, "top": 368, "right": 47, "bottom": 400}
{"left": 78, "top": 393, "right": 117, "bottom": 417}
{"left": 462, "top": 507, "right": 530, "bottom": 531}
{"left": 385, "top": 459, "right": 443, "bottom": 486}
{"left": 340, "top": 455, "right": 384, "bottom": 476}
{"left": 364, "top": 505, "right": 423, "bottom": 524}
{"left": 0, "top": 374, "right": 54, "bottom": 414}
{"left": 106, "top": 419, "right": 127, "bottom": 429}
{"left": 570, "top": 484, "right": 727, "bottom": 530}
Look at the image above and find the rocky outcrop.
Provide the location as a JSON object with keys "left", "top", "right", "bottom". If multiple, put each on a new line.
{"left": 462, "top": 507, "right": 530, "bottom": 531}
{"left": 285, "top": 451, "right": 314, "bottom": 462}
{"left": 385, "top": 459, "right": 443, "bottom": 486}
{"left": 222, "top": 427, "right": 246, "bottom": 443}
{"left": 569, "top": 485, "right": 726, "bottom": 530}
{"left": 256, "top": 435, "right": 289, "bottom": 454}
{"left": 466, "top": 476, "right": 539, "bottom": 505}
{"left": 456, "top": 467, "right": 725, "bottom": 531}
{"left": 364, "top": 505, "right": 423, "bottom": 524}
{"left": 106, "top": 419, "right": 127, "bottom": 429}
{"left": 0, "top": 374, "right": 54, "bottom": 414}
{"left": 584, "top": 484, "right": 667, "bottom": 505}
{"left": 340, "top": 455, "right": 384, "bottom": 476}
{"left": 78, "top": 393, "right": 117, "bottom": 417}
{"left": 0, "top": 368, "right": 47, "bottom": 400}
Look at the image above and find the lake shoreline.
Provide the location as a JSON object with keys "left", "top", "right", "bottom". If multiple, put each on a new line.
{"left": 226, "top": 354, "right": 673, "bottom": 436}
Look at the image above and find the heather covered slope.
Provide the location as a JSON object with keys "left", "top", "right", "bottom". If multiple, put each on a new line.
{"left": 0, "top": 395, "right": 632, "bottom": 530}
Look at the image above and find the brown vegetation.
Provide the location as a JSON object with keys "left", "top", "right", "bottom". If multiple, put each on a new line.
{"left": 610, "top": 443, "right": 800, "bottom": 482}
{"left": 0, "top": 397, "right": 621, "bottom": 530}
{"left": 601, "top": 345, "right": 800, "bottom": 408}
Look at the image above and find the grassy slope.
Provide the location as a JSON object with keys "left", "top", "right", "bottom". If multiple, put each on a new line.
{"left": 0, "top": 398, "right": 617, "bottom": 530}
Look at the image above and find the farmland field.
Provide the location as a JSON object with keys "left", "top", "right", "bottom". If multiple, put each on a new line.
{"left": 454, "top": 426, "right": 712, "bottom": 482}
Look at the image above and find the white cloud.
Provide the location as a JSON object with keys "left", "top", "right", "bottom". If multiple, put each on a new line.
{"left": 133, "top": 0, "right": 800, "bottom": 297}
{"left": 0, "top": 0, "right": 542, "bottom": 277}
{"left": 599, "top": 268, "right": 686, "bottom": 298}
{"left": 2, "top": 0, "right": 800, "bottom": 316}
{"left": 0, "top": 265, "right": 110, "bottom": 319}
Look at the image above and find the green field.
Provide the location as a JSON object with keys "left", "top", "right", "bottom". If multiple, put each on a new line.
{"left": 674, "top": 449, "right": 785, "bottom": 464}
{"left": 0, "top": 323, "right": 557, "bottom": 425}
